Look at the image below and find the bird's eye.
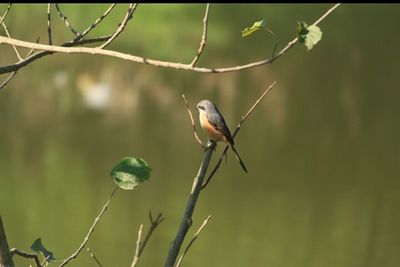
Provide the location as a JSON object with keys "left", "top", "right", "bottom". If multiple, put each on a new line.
{"left": 198, "top": 106, "right": 205, "bottom": 111}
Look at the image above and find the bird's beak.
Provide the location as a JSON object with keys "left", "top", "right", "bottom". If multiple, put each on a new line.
{"left": 195, "top": 106, "right": 199, "bottom": 110}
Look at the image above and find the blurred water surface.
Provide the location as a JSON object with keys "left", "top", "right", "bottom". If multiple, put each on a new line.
{"left": 1, "top": 4, "right": 400, "bottom": 267}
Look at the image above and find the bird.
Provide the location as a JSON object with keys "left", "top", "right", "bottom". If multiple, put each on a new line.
{"left": 196, "top": 99, "right": 248, "bottom": 173}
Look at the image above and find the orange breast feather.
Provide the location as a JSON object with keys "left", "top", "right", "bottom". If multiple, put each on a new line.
{"left": 200, "top": 112, "right": 226, "bottom": 142}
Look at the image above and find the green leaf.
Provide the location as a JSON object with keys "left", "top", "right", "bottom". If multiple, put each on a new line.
{"left": 304, "top": 25, "right": 322, "bottom": 50}
{"left": 110, "top": 157, "right": 151, "bottom": 190}
{"left": 296, "top": 21, "right": 309, "bottom": 43}
{"left": 30, "top": 238, "right": 56, "bottom": 261}
{"left": 242, "top": 19, "right": 267, "bottom": 37}
{"left": 296, "top": 21, "right": 322, "bottom": 50}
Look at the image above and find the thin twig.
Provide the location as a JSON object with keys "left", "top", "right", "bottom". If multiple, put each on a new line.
{"left": 202, "top": 81, "right": 277, "bottom": 189}
{"left": 55, "top": 3, "right": 81, "bottom": 37}
{"left": 190, "top": 3, "right": 210, "bottom": 67}
{"left": 0, "top": 71, "right": 16, "bottom": 90}
{"left": 47, "top": 4, "right": 52, "bottom": 45}
{"left": 58, "top": 187, "right": 119, "bottom": 267}
{"left": 1, "top": 23, "right": 22, "bottom": 61}
{"left": 130, "top": 211, "right": 164, "bottom": 267}
{"left": 0, "top": 37, "right": 39, "bottom": 91}
{"left": 77, "top": 3, "right": 117, "bottom": 41}
{"left": 139, "top": 211, "right": 164, "bottom": 256}
{"left": 9, "top": 248, "right": 41, "bottom": 267}
{"left": 182, "top": 94, "right": 204, "bottom": 148}
{"left": 41, "top": 255, "right": 50, "bottom": 267}
{"left": 0, "top": 4, "right": 341, "bottom": 75}
{"left": 130, "top": 224, "right": 144, "bottom": 267}
{"left": 99, "top": 3, "right": 138, "bottom": 49}
{"left": 86, "top": 248, "right": 104, "bottom": 267}
{"left": 0, "top": 3, "right": 12, "bottom": 25}
{"left": 176, "top": 215, "right": 212, "bottom": 267}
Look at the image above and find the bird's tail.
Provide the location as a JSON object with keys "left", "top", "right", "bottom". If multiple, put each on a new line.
{"left": 230, "top": 144, "right": 248, "bottom": 173}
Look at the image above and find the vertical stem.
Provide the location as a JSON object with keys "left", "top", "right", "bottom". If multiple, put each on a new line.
{"left": 0, "top": 216, "right": 15, "bottom": 267}
{"left": 164, "top": 143, "right": 215, "bottom": 267}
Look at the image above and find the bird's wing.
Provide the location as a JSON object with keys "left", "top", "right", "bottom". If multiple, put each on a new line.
{"left": 206, "top": 111, "right": 235, "bottom": 145}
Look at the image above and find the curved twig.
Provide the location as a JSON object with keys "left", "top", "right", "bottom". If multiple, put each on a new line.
{"left": 55, "top": 3, "right": 81, "bottom": 37}
{"left": 99, "top": 3, "right": 138, "bottom": 49}
{"left": 182, "top": 94, "right": 204, "bottom": 148}
{"left": 9, "top": 248, "right": 41, "bottom": 267}
{"left": 77, "top": 3, "right": 117, "bottom": 41}
{"left": 58, "top": 187, "right": 119, "bottom": 267}
{"left": 190, "top": 3, "right": 210, "bottom": 67}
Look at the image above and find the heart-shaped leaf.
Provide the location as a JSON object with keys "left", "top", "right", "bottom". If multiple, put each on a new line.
{"left": 110, "top": 157, "right": 151, "bottom": 190}
{"left": 304, "top": 25, "right": 322, "bottom": 50}
{"left": 296, "top": 21, "right": 322, "bottom": 51}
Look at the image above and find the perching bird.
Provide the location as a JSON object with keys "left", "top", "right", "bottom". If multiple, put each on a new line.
{"left": 196, "top": 99, "right": 248, "bottom": 173}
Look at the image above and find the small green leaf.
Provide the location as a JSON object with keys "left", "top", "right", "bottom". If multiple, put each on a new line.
{"left": 296, "top": 21, "right": 322, "bottom": 50}
{"left": 304, "top": 25, "right": 322, "bottom": 50}
{"left": 296, "top": 21, "right": 309, "bottom": 43}
{"left": 30, "top": 238, "right": 56, "bottom": 261}
{"left": 110, "top": 157, "right": 151, "bottom": 190}
{"left": 242, "top": 19, "right": 267, "bottom": 37}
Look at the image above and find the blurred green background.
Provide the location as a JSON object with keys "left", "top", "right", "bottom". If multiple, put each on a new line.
{"left": 1, "top": 3, "right": 400, "bottom": 267}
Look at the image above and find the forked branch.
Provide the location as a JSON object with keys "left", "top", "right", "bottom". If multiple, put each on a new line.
{"left": 0, "top": 4, "right": 341, "bottom": 76}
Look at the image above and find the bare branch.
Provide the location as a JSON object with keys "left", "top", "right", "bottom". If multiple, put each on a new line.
{"left": 0, "top": 4, "right": 341, "bottom": 75}
{"left": 190, "top": 3, "right": 210, "bottom": 67}
{"left": 164, "top": 142, "right": 216, "bottom": 267}
{"left": 1, "top": 23, "right": 22, "bottom": 61}
{"left": 140, "top": 211, "right": 164, "bottom": 256}
{"left": 0, "top": 37, "right": 39, "bottom": 90}
{"left": 55, "top": 3, "right": 81, "bottom": 37}
{"left": 130, "top": 224, "right": 144, "bottom": 267}
{"left": 99, "top": 3, "right": 138, "bottom": 49}
{"left": 58, "top": 187, "right": 119, "bottom": 267}
{"left": 313, "top": 3, "right": 341, "bottom": 26}
{"left": 176, "top": 215, "right": 212, "bottom": 267}
{"left": 202, "top": 81, "right": 277, "bottom": 189}
{"left": 47, "top": 4, "right": 52, "bottom": 45}
{"left": 132, "top": 226, "right": 143, "bottom": 267}
{"left": 86, "top": 248, "right": 104, "bottom": 267}
{"left": 77, "top": 3, "right": 117, "bottom": 41}
{"left": 9, "top": 248, "right": 41, "bottom": 267}
{"left": 131, "top": 211, "right": 164, "bottom": 267}
{"left": 182, "top": 94, "right": 204, "bottom": 148}
{"left": 0, "top": 35, "right": 112, "bottom": 74}
{"left": 0, "top": 71, "right": 16, "bottom": 90}
{"left": 0, "top": 3, "right": 12, "bottom": 25}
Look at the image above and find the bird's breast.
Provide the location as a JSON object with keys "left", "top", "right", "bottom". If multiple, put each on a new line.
{"left": 199, "top": 112, "right": 226, "bottom": 142}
